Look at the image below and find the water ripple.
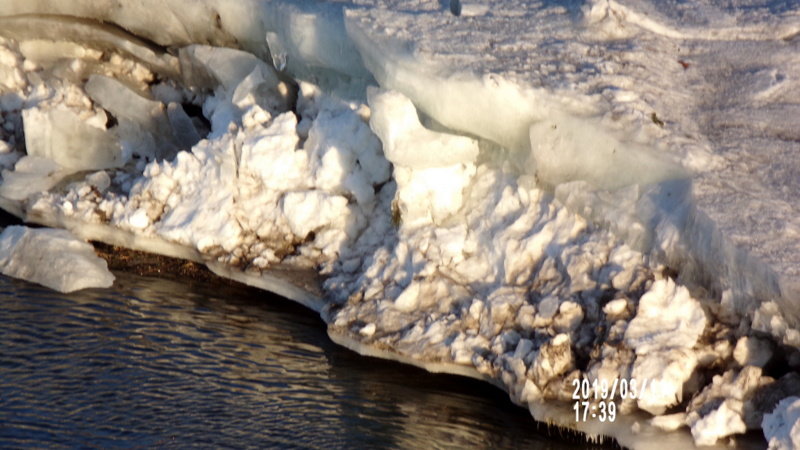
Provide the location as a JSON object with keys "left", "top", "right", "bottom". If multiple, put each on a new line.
{"left": 0, "top": 273, "right": 597, "bottom": 449}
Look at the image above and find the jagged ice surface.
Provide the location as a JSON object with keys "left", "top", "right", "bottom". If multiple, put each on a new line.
{"left": 0, "top": 1, "right": 798, "bottom": 448}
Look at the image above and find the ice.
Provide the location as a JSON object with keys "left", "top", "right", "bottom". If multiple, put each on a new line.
{"left": 0, "top": 156, "right": 72, "bottom": 201}
{"left": 763, "top": 397, "right": 800, "bottom": 450}
{"left": 0, "top": 1, "right": 798, "bottom": 448}
{"left": 733, "top": 336, "right": 774, "bottom": 368}
{"left": 0, "top": 14, "right": 180, "bottom": 79}
{"left": 689, "top": 398, "right": 747, "bottom": 446}
{"left": 179, "top": 45, "right": 279, "bottom": 93}
{"left": 624, "top": 279, "right": 707, "bottom": 355}
{"left": 84, "top": 75, "right": 187, "bottom": 160}
{"left": 0, "top": 225, "right": 114, "bottom": 292}
{"left": 22, "top": 106, "right": 124, "bottom": 170}
{"left": 367, "top": 88, "right": 479, "bottom": 169}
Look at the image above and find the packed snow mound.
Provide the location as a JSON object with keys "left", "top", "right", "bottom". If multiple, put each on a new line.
{"left": 0, "top": 225, "right": 114, "bottom": 292}
{"left": 0, "top": 1, "right": 799, "bottom": 449}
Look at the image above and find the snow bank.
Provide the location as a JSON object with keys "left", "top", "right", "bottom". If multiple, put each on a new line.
{"left": 0, "top": 1, "right": 798, "bottom": 448}
{"left": 0, "top": 225, "right": 114, "bottom": 292}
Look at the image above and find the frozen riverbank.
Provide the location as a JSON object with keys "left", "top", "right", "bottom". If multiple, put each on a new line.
{"left": 0, "top": 1, "right": 798, "bottom": 448}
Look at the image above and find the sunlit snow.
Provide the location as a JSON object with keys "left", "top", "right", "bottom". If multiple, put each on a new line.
{"left": 0, "top": 0, "right": 798, "bottom": 448}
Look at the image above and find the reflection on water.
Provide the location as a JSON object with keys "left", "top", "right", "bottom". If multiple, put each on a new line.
{"left": 0, "top": 272, "right": 604, "bottom": 449}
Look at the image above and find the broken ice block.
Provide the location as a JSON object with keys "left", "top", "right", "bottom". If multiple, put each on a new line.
{"left": 0, "top": 226, "right": 114, "bottom": 293}
{"left": 0, "top": 156, "right": 71, "bottom": 201}
{"left": 179, "top": 45, "right": 280, "bottom": 93}
{"left": 85, "top": 75, "right": 185, "bottom": 160}
{"left": 22, "top": 106, "right": 124, "bottom": 170}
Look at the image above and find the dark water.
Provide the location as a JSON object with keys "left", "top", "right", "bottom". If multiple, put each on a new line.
{"left": 0, "top": 272, "right": 604, "bottom": 449}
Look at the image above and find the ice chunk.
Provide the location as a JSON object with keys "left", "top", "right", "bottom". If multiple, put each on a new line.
{"left": 166, "top": 102, "right": 202, "bottom": 148}
{"left": 280, "top": 190, "right": 349, "bottom": 239}
{"left": 394, "top": 164, "right": 475, "bottom": 226}
{"left": 22, "top": 106, "right": 125, "bottom": 170}
{"left": 733, "top": 336, "right": 773, "bottom": 368}
{"left": 0, "top": 225, "right": 114, "bottom": 293}
{"left": 632, "top": 348, "right": 697, "bottom": 415}
{"left": 625, "top": 278, "right": 707, "bottom": 354}
{"left": 179, "top": 45, "right": 279, "bottom": 93}
{"left": 689, "top": 399, "right": 747, "bottom": 446}
{"left": 367, "top": 88, "right": 479, "bottom": 169}
{"left": 367, "top": 88, "right": 478, "bottom": 226}
{"left": 0, "top": 156, "right": 72, "bottom": 201}
{"left": 265, "top": 31, "right": 288, "bottom": 72}
{"left": 84, "top": 75, "right": 182, "bottom": 160}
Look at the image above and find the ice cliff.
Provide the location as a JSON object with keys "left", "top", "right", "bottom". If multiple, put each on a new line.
{"left": 0, "top": 0, "right": 798, "bottom": 448}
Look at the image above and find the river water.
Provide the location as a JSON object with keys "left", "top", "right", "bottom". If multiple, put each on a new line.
{"left": 0, "top": 271, "right": 610, "bottom": 449}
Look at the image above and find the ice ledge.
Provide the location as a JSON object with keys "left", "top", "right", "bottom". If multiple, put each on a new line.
{"left": 18, "top": 207, "right": 326, "bottom": 311}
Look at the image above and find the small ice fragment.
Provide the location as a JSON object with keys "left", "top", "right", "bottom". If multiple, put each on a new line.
{"left": 690, "top": 399, "right": 747, "bottom": 446}
{"left": 733, "top": 336, "right": 773, "bottom": 368}
{"left": 265, "top": 31, "right": 288, "bottom": 71}
{"left": 554, "top": 301, "right": 583, "bottom": 332}
{"left": 650, "top": 413, "right": 687, "bottom": 432}
{"left": 537, "top": 295, "right": 559, "bottom": 319}
{"left": 394, "top": 282, "right": 421, "bottom": 312}
{"left": 603, "top": 298, "right": 628, "bottom": 319}
{"left": 359, "top": 323, "right": 376, "bottom": 337}
{"left": 0, "top": 226, "right": 114, "bottom": 293}
{"left": 632, "top": 348, "right": 697, "bottom": 415}
{"left": 128, "top": 209, "right": 150, "bottom": 230}
{"left": 85, "top": 171, "right": 111, "bottom": 192}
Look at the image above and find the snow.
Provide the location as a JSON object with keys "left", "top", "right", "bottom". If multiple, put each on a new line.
{"left": 624, "top": 279, "right": 707, "bottom": 355}
{"left": 764, "top": 397, "right": 800, "bottom": 450}
{"left": 0, "top": 1, "right": 798, "bottom": 448}
{"left": 0, "top": 225, "right": 114, "bottom": 292}
{"left": 23, "top": 105, "right": 124, "bottom": 170}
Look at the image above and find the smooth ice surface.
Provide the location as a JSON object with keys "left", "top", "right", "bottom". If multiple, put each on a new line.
{"left": 0, "top": 225, "right": 114, "bottom": 292}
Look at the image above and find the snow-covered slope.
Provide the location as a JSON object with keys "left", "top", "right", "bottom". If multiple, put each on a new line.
{"left": 0, "top": 1, "right": 798, "bottom": 448}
